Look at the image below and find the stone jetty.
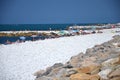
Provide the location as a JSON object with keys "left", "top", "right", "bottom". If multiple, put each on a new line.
{"left": 34, "top": 35, "right": 120, "bottom": 80}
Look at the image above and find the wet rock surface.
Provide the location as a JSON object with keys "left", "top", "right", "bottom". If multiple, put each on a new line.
{"left": 34, "top": 35, "right": 120, "bottom": 80}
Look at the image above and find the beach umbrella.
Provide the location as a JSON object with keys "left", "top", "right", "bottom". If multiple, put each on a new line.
{"left": 31, "top": 35, "right": 37, "bottom": 37}
{"left": 74, "top": 30, "right": 79, "bottom": 32}
{"left": 31, "top": 35, "right": 37, "bottom": 41}
{"left": 58, "top": 30, "right": 69, "bottom": 35}
{"left": 71, "top": 30, "right": 77, "bottom": 33}
{"left": 69, "top": 26, "right": 73, "bottom": 30}
{"left": 19, "top": 36, "right": 26, "bottom": 40}
{"left": 19, "top": 36, "right": 26, "bottom": 42}
{"left": 58, "top": 31, "right": 64, "bottom": 35}
{"left": 69, "top": 27, "right": 72, "bottom": 29}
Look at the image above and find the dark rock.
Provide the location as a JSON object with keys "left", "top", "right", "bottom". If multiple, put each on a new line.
{"left": 63, "top": 63, "right": 73, "bottom": 69}
{"left": 34, "top": 70, "right": 46, "bottom": 78}
{"left": 52, "top": 63, "right": 64, "bottom": 69}
{"left": 68, "top": 52, "right": 84, "bottom": 67}
{"left": 47, "top": 67, "right": 62, "bottom": 77}
{"left": 110, "top": 77, "right": 120, "bottom": 80}
{"left": 109, "top": 67, "right": 120, "bottom": 78}
{"left": 55, "top": 77, "right": 70, "bottom": 80}
{"left": 35, "top": 76, "right": 53, "bottom": 80}
{"left": 98, "top": 68, "right": 112, "bottom": 80}
{"left": 65, "top": 69, "right": 78, "bottom": 77}
{"left": 44, "top": 63, "right": 63, "bottom": 76}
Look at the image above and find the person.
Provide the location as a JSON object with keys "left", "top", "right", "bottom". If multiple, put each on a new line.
{"left": 92, "top": 31, "right": 96, "bottom": 34}
{"left": 16, "top": 39, "right": 20, "bottom": 43}
{"left": 6, "top": 40, "right": 11, "bottom": 44}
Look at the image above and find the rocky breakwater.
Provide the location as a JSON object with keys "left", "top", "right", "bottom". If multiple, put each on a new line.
{"left": 34, "top": 35, "right": 120, "bottom": 80}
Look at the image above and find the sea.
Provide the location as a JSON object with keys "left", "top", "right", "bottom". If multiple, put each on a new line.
{"left": 0, "top": 23, "right": 104, "bottom": 44}
{"left": 0, "top": 23, "right": 102, "bottom": 31}
{"left": 0, "top": 24, "right": 72, "bottom": 31}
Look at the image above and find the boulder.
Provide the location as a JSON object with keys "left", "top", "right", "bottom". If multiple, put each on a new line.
{"left": 34, "top": 35, "right": 120, "bottom": 80}
{"left": 112, "top": 35, "right": 120, "bottom": 39}
{"left": 77, "top": 63, "right": 101, "bottom": 74}
{"left": 34, "top": 70, "right": 45, "bottom": 78}
{"left": 48, "top": 68, "right": 69, "bottom": 78}
{"left": 70, "top": 73, "right": 100, "bottom": 80}
{"left": 85, "top": 48, "right": 94, "bottom": 55}
{"left": 47, "top": 68, "right": 71, "bottom": 80}
{"left": 51, "top": 63, "right": 64, "bottom": 69}
{"left": 98, "top": 69, "right": 112, "bottom": 80}
{"left": 65, "top": 68, "right": 78, "bottom": 77}
{"left": 70, "top": 73, "right": 90, "bottom": 80}
{"left": 54, "top": 68, "right": 77, "bottom": 77}
{"left": 108, "top": 67, "right": 120, "bottom": 78}
{"left": 111, "top": 35, "right": 120, "bottom": 43}
{"left": 102, "top": 42, "right": 114, "bottom": 49}
{"left": 35, "top": 76, "right": 53, "bottom": 80}
{"left": 55, "top": 68, "right": 67, "bottom": 77}
{"left": 102, "top": 56, "right": 120, "bottom": 68}
{"left": 47, "top": 67, "right": 62, "bottom": 77}
{"left": 44, "top": 63, "right": 63, "bottom": 76}
{"left": 98, "top": 52, "right": 110, "bottom": 59}
{"left": 117, "top": 43, "right": 120, "bottom": 47}
{"left": 53, "top": 77, "right": 70, "bottom": 80}
{"left": 63, "top": 63, "right": 73, "bottom": 69}
{"left": 110, "top": 77, "right": 120, "bottom": 80}
{"left": 69, "top": 52, "right": 84, "bottom": 67}
{"left": 90, "top": 74, "right": 100, "bottom": 80}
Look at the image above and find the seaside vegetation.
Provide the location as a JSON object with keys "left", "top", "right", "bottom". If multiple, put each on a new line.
{"left": 0, "top": 30, "right": 102, "bottom": 37}
{"left": 0, "top": 23, "right": 119, "bottom": 37}
{"left": 0, "top": 32, "right": 39, "bottom": 37}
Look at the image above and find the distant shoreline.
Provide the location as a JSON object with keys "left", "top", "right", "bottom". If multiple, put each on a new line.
{"left": 0, "top": 23, "right": 118, "bottom": 31}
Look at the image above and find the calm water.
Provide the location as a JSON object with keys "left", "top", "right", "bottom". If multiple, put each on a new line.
{"left": 0, "top": 24, "right": 71, "bottom": 44}
{"left": 0, "top": 23, "right": 103, "bottom": 31}
{"left": 0, "top": 24, "right": 73, "bottom": 31}
{"left": 0, "top": 23, "right": 105, "bottom": 44}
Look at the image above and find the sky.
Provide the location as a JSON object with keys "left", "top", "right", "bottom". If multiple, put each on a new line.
{"left": 0, "top": 0, "right": 120, "bottom": 24}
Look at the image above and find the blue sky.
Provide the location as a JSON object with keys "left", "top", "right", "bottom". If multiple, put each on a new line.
{"left": 0, "top": 0, "right": 120, "bottom": 24}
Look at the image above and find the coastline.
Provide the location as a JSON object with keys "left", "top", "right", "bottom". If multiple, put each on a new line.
{"left": 34, "top": 35, "right": 120, "bottom": 80}
{"left": 0, "top": 28, "right": 119, "bottom": 45}
{"left": 0, "top": 30, "right": 58, "bottom": 33}
{"left": 0, "top": 28, "right": 119, "bottom": 80}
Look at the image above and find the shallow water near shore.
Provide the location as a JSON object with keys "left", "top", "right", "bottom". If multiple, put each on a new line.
{"left": 0, "top": 36, "right": 48, "bottom": 44}
{"left": 0, "top": 23, "right": 105, "bottom": 31}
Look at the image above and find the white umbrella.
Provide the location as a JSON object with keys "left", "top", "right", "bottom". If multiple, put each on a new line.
{"left": 19, "top": 36, "right": 26, "bottom": 42}
{"left": 31, "top": 35, "right": 37, "bottom": 37}
{"left": 19, "top": 36, "right": 26, "bottom": 40}
{"left": 31, "top": 35, "right": 37, "bottom": 41}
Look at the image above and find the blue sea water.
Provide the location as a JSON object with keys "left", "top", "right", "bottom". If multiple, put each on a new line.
{"left": 0, "top": 23, "right": 105, "bottom": 44}
{"left": 0, "top": 24, "right": 73, "bottom": 31}
{"left": 0, "top": 23, "right": 102, "bottom": 31}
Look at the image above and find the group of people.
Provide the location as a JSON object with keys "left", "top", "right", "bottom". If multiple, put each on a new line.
{"left": 5, "top": 29, "right": 103, "bottom": 45}
{"left": 5, "top": 39, "right": 25, "bottom": 44}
